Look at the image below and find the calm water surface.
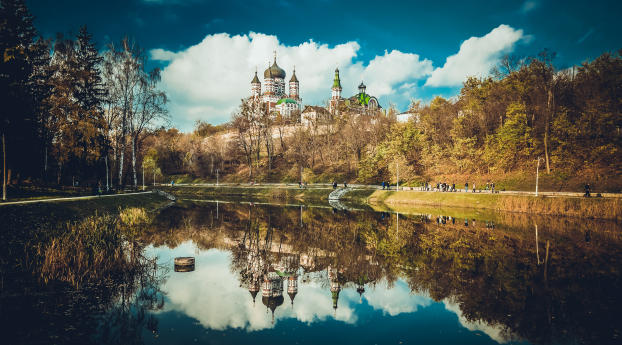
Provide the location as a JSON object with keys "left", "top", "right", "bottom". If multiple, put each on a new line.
{"left": 2, "top": 200, "right": 621, "bottom": 345}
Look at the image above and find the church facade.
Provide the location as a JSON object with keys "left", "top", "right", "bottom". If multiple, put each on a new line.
{"left": 250, "top": 54, "right": 302, "bottom": 118}
{"left": 329, "top": 68, "right": 380, "bottom": 115}
{"left": 249, "top": 57, "right": 382, "bottom": 122}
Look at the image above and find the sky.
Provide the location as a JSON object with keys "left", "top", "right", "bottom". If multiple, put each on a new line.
{"left": 27, "top": 0, "right": 622, "bottom": 131}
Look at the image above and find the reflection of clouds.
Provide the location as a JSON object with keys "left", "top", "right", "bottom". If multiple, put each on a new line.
{"left": 146, "top": 242, "right": 517, "bottom": 342}
{"left": 443, "top": 299, "right": 516, "bottom": 344}
{"left": 363, "top": 279, "right": 433, "bottom": 316}
{"left": 146, "top": 243, "right": 359, "bottom": 331}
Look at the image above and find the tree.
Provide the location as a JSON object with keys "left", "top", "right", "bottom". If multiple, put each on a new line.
{"left": 130, "top": 67, "right": 167, "bottom": 187}
{"left": 232, "top": 98, "right": 263, "bottom": 179}
{"left": 0, "top": 0, "right": 39, "bottom": 198}
{"left": 102, "top": 37, "right": 142, "bottom": 187}
{"left": 73, "top": 25, "right": 106, "bottom": 182}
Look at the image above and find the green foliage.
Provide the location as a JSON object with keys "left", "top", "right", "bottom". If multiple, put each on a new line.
{"left": 490, "top": 102, "right": 534, "bottom": 171}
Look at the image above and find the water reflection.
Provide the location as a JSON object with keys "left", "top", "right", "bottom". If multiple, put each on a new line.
{"left": 138, "top": 201, "right": 621, "bottom": 345}
{"left": 3, "top": 200, "right": 622, "bottom": 345}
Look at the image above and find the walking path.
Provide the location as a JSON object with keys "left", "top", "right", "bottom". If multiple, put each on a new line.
{"left": 161, "top": 183, "right": 622, "bottom": 198}
{"left": 0, "top": 191, "right": 153, "bottom": 206}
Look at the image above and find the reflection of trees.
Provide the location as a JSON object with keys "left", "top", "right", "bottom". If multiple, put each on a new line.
{"left": 144, "top": 202, "right": 622, "bottom": 345}
{"left": 2, "top": 212, "right": 169, "bottom": 345}
{"left": 94, "top": 259, "right": 168, "bottom": 345}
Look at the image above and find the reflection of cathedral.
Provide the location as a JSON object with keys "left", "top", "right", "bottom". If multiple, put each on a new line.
{"left": 242, "top": 237, "right": 368, "bottom": 321}
{"left": 250, "top": 52, "right": 303, "bottom": 118}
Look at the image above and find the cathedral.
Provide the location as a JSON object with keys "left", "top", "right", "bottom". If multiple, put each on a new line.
{"left": 329, "top": 68, "right": 380, "bottom": 114}
{"left": 250, "top": 53, "right": 302, "bottom": 117}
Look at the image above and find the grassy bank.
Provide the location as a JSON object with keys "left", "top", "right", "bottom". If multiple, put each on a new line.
{"left": 0, "top": 192, "right": 171, "bottom": 231}
{"left": 364, "top": 190, "right": 622, "bottom": 220}
{"left": 160, "top": 185, "right": 335, "bottom": 204}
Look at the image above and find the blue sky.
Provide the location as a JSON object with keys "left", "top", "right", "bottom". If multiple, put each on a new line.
{"left": 27, "top": 0, "right": 622, "bottom": 131}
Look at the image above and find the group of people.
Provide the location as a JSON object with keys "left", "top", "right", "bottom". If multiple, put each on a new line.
{"left": 420, "top": 181, "right": 496, "bottom": 193}
{"left": 332, "top": 181, "right": 347, "bottom": 189}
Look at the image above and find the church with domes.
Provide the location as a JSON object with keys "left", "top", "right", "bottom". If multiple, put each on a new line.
{"left": 329, "top": 68, "right": 380, "bottom": 115}
{"left": 250, "top": 53, "right": 302, "bottom": 118}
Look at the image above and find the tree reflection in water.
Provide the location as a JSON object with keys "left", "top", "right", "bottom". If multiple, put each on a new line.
{"left": 144, "top": 201, "right": 622, "bottom": 345}
{"left": 2, "top": 200, "right": 621, "bottom": 344}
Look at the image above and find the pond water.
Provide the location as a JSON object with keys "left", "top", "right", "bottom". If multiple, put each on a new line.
{"left": 2, "top": 200, "right": 622, "bottom": 345}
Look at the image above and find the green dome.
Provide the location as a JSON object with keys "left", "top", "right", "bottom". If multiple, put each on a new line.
{"left": 276, "top": 98, "right": 297, "bottom": 105}
{"left": 332, "top": 68, "right": 342, "bottom": 90}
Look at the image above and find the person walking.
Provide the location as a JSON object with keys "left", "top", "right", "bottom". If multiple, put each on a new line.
{"left": 465, "top": 182, "right": 469, "bottom": 193}
{"left": 491, "top": 182, "right": 495, "bottom": 193}
{"left": 584, "top": 183, "right": 591, "bottom": 197}
{"left": 332, "top": 181, "right": 337, "bottom": 189}
{"left": 382, "top": 181, "right": 385, "bottom": 190}
{"left": 472, "top": 183, "right": 476, "bottom": 193}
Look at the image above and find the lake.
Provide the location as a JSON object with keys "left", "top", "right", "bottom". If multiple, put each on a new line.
{"left": 1, "top": 200, "right": 621, "bottom": 344}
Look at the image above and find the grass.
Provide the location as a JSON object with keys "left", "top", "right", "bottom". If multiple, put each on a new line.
{"left": 365, "top": 190, "right": 622, "bottom": 220}
{"left": 0, "top": 192, "right": 169, "bottom": 232}
{"left": 160, "top": 185, "right": 335, "bottom": 204}
{"left": 39, "top": 206, "right": 158, "bottom": 288}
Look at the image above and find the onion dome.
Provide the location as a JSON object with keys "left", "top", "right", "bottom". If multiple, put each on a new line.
{"left": 262, "top": 295, "right": 284, "bottom": 323}
{"left": 290, "top": 68, "right": 299, "bottom": 83}
{"left": 250, "top": 289, "right": 259, "bottom": 302}
{"left": 264, "top": 55, "right": 286, "bottom": 79}
{"left": 358, "top": 81, "right": 366, "bottom": 90}
{"left": 332, "top": 68, "right": 342, "bottom": 90}
{"left": 357, "top": 285, "right": 365, "bottom": 298}
{"left": 251, "top": 70, "right": 260, "bottom": 84}
{"left": 288, "top": 291, "right": 297, "bottom": 306}
{"left": 331, "top": 289, "right": 340, "bottom": 311}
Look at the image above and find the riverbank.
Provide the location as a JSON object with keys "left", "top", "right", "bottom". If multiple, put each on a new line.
{"left": 0, "top": 191, "right": 172, "bottom": 230}
{"left": 161, "top": 185, "right": 622, "bottom": 220}
{"left": 362, "top": 190, "right": 622, "bottom": 221}
{"left": 159, "top": 185, "right": 335, "bottom": 204}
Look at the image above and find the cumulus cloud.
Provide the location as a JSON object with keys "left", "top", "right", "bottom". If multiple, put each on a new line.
{"left": 150, "top": 48, "right": 177, "bottom": 61}
{"left": 152, "top": 32, "right": 432, "bottom": 130}
{"left": 364, "top": 279, "right": 433, "bottom": 316}
{"left": 425, "top": 24, "right": 526, "bottom": 87}
{"left": 443, "top": 299, "right": 518, "bottom": 343}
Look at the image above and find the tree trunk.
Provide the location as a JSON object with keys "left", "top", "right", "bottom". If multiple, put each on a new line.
{"left": 2, "top": 133, "right": 6, "bottom": 201}
{"left": 131, "top": 136, "right": 137, "bottom": 188}
{"left": 545, "top": 87, "right": 552, "bottom": 173}
{"left": 119, "top": 141, "right": 125, "bottom": 188}
{"left": 105, "top": 155, "right": 109, "bottom": 191}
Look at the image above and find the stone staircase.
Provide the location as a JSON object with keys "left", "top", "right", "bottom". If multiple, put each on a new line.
{"left": 328, "top": 187, "right": 351, "bottom": 201}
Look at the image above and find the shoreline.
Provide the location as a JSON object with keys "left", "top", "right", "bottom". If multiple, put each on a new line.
{"left": 161, "top": 185, "right": 622, "bottom": 221}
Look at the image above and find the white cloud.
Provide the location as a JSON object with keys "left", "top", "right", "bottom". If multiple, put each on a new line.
{"left": 364, "top": 279, "right": 433, "bottom": 316}
{"left": 152, "top": 32, "right": 432, "bottom": 130}
{"left": 520, "top": 0, "right": 539, "bottom": 14}
{"left": 150, "top": 48, "right": 177, "bottom": 62}
{"left": 443, "top": 299, "right": 518, "bottom": 344}
{"left": 359, "top": 50, "right": 433, "bottom": 97}
{"left": 425, "top": 24, "right": 526, "bottom": 87}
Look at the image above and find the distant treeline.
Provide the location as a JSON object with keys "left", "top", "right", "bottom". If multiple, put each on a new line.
{"left": 0, "top": 0, "right": 167, "bottom": 198}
